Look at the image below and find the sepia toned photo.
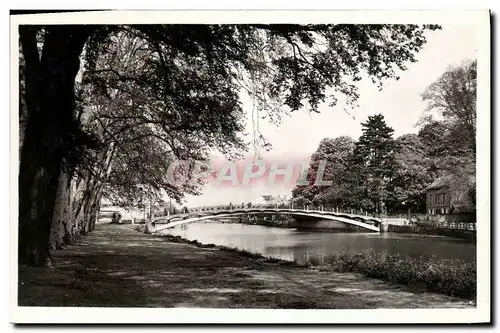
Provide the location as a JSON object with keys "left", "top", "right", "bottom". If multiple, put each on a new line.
{"left": 10, "top": 10, "right": 490, "bottom": 324}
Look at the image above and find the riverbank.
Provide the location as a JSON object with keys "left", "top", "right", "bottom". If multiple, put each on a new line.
{"left": 274, "top": 222, "right": 475, "bottom": 241}
{"left": 18, "top": 223, "right": 474, "bottom": 308}
{"left": 237, "top": 217, "right": 475, "bottom": 240}
{"left": 386, "top": 224, "right": 476, "bottom": 241}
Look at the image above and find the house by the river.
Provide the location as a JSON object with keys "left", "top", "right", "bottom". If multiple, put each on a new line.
{"left": 426, "top": 172, "right": 476, "bottom": 215}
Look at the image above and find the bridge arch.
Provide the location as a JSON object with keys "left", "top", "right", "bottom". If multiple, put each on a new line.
{"left": 152, "top": 208, "right": 381, "bottom": 233}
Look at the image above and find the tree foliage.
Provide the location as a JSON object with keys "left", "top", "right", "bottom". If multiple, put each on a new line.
{"left": 81, "top": 31, "right": 248, "bottom": 206}
{"left": 421, "top": 59, "right": 476, "bottom": 152}
{"left": 418, "top": 59, "right": 477, "bottom": 178}
{"left": 290, "top": 58, "right": 477, "bottom": 216}
{"left": 348, "top": 114, "right": 397, "bottom": 213}
{"left": 77, "top": 24, "right": 440, "bottom": 206}
{"left": 292, "top": 136, "right": 355, "bottom": 207}
{"left": 388, "top": 134, "right": 436, "bottom": 212}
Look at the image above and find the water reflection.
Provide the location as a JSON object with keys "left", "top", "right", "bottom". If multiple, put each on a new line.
{"left": 162, "top": 222, "right": 476, "bottom": 265}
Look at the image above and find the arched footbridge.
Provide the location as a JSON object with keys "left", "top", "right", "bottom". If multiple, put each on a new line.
{"left": 151, "top": 207, "right": 382, "bottom": 232}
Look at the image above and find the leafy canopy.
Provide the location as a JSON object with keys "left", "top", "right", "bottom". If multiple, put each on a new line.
{"left": 75, "top": 24, "right": 440, "bottom": 205}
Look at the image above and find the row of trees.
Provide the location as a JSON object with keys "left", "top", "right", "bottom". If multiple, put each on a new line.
{"left": 292, "top": 60, "right": 477, "bottom": 214}
{"left": 18, "top": 23, "right": 440, "bottom": 266}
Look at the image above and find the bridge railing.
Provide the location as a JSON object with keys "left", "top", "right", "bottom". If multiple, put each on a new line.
{"left": 442, "top": 222, "right": 476, "bottom": 231}
{"left": 183, "top": 204, "right": 387, "bottom": 220}
{"left": 186, "top": 202, "right": 429, "bottom": 220}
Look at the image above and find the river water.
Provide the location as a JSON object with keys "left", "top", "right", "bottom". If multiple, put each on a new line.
{"left": 160, "top": 222, "right": 476, "bottom": 265}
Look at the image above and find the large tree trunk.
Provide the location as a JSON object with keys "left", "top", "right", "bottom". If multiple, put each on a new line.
{"left": 49, "top": 170, "right": 73, "bottom": 249}
{"left": 49, "top": 171, "right": 95, "bottom": 249}
{"left": 49, "top": 142, "right": 115, "bottom": 249}
{"left": 18, "top": 26, "right": 91, "bottom": 266}
{"left": 19, "top": 41, "right": 28, "bottom": 154}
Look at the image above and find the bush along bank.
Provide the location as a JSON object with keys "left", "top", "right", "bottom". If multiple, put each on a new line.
{"left": 308, "top": 250, "right": 476, "bottom": 299}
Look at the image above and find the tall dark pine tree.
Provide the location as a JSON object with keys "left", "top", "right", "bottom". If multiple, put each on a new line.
{"left": 349, "top": 114, "right": 397, "bottom": 214}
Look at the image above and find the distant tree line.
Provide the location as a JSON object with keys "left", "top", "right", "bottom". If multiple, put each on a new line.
{"left": 292, "top": 60, "right": 476, "bottom": 215}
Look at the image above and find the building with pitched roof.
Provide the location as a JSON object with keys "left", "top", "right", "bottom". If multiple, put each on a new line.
{"left": 426, "top": 172, "right": 476, "bottom": 215}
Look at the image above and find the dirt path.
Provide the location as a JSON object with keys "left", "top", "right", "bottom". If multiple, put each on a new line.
{"left": 18, "top": 223, "right": 475, "bottom": 308}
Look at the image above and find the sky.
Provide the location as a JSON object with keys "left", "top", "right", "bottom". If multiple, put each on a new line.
{"left": 181, "top": 25, "right": 478, "bottom": 208}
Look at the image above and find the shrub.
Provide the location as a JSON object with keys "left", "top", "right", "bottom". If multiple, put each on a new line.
{"left": 307, "top": 255, "right": 322, "bottom": 267}
{"left": 133, "top": 225, "right": 145, "bottom": 233}
{"left": 320, "top": 250, "right": 476, "bottom": 299}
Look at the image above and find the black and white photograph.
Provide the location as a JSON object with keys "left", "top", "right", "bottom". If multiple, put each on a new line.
{"left": 9, "top": 9, "right": 490, "bottom": 324}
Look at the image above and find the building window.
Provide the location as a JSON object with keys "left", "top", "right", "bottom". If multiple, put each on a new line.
{"left": 444, "top": 193, "right": 447, "bottom": 203}
{"left": 430, "top": 194, "right": 433, "bottom": 205}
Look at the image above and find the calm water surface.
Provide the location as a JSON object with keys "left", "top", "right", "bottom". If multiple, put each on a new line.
{"left": 161, "top": 222, "right": 476, "bottom": 265}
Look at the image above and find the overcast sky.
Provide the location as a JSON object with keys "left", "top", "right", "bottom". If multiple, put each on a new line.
{"left": 181, "top": 25, "right": 478, "bottom": 208}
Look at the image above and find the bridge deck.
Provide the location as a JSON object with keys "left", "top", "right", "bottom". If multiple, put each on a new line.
{"left": 152, "top": 208, "right": 380, "bottom": 232}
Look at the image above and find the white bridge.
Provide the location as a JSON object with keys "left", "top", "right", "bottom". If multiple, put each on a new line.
{"left": 151, "top": 207, "right": 381, "bottom": 232}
